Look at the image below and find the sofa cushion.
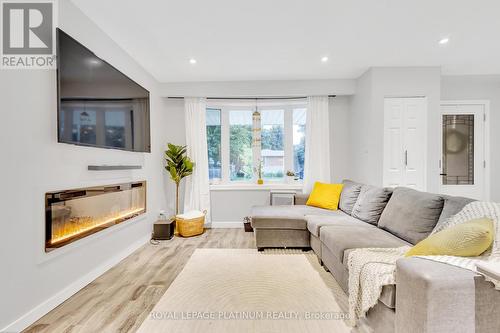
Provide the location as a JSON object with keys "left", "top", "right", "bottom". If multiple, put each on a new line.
{"left": 339, "top": 180, "right": 363, "bottom": 215}
{"left": 292, "top": 205, "right": 347, "bottom": 217}
{"left": 436, "top": 195, "right": 475, "bottom": 226}
{"left": 351, "top": 185, "right": 392, "bottom": 225}
{"left": 320, "top": 225, "right": 410, "bottom": 263}
{"left": 306, "top": 214, "right": 366, "bottom": 237}
{"left": 378, "top": 187, "right": 444, "bottom": 245}
{"left": 250, "top": 205, "right": 342, "bottom": 230}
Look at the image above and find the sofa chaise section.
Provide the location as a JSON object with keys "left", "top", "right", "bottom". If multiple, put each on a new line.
{"left": 250, "top": 205, "right": 343, "bottom": 250}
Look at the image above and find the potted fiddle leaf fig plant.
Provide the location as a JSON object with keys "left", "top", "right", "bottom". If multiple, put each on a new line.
{"left": 165, "top": 143, "right": 194, "bottom": 215}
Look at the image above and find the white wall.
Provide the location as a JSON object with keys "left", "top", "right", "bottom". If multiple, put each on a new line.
{"left": 161, "top": 98, "right": 187, "bottom": 215}
{"left": 330, "top": 96, "right": 352, "bottom": 182}
{"left": 349, "top": 69, "right": 375, "bottom": 184}
{"left": 441, "top": 75, "right": 500, "bottom": 201}
{"left": 210, "top": 190, "right": 271, "bottom": 223}
{"left": 0, "top": 1, "right": 169, "bottom": 331}
{"left": 348, "top": 67, "right": 442, "bottom": 191}
{"left": 160, "top": 79, "right": 356, "bottom": 97}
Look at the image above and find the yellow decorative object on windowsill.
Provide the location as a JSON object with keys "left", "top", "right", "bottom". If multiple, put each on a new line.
{"left": 255, "top": 159, "right": 264, "bottom": 185}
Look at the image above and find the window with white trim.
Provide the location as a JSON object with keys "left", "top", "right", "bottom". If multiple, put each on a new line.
{"left": 206, "top": 100, "right": 307, "bottom": 184}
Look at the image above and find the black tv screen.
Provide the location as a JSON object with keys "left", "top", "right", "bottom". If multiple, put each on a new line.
{"left": 57, "top": 29, "right": 151, "bottom": 152}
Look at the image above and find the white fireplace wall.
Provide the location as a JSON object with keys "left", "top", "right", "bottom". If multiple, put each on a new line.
{"left": 0, "top": 1, "right": 170, "bottom": 331}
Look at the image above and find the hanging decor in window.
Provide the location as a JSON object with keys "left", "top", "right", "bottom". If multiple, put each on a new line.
{"left": 252, "top": 110, "right": 261, "bottom": 147}
{"left": 252, "top": 104, "right": 263, "bottom": 184}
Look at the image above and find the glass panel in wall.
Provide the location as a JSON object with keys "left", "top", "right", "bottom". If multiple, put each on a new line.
{"left": 229, "top": 110, "right": 253, "bottom": 181}
{"left": 73, "top": 109, "right": 97, "bottom": 145}
{"left": 261, "top": 110, "right": 285, "bottom": 181}
{"left": 442, "top": 114, "right": 474, "bottom": 185}
{"left": 105, "top": 110, "right": 126, "bottom": 148}
{"left": 206, "top": 108, "right": 222, "bottom": 181}
{"left": 60, "top": 99, "right": 145, "bottom": 151}
{"left": 293, "top": 108, "right": 307, "bottom": 179}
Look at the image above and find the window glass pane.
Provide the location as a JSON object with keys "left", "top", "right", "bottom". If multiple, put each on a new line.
{"left": 293, "top": 108, "right": 306, "bottom": 179}
{"left": 261, "top": 110, "right": 284, "bottom": 181}
{"left": 105, "top": 111, "right": 126, "bottom": 148}
{"left": 206, "top": 108, "right": 221, "bottom": 181}
{"left": 442, "top": 114, "right": 474, "bottom": 185}
{"left": 73, "top": 109, "right": 97, "bottom": 144}
{"left": 229, "top": 110, "right": 253, "bottom": 181}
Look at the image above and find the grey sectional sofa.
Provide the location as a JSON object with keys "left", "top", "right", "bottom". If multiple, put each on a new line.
{"left": 250, "top": 180, "right": 500, "bottom": 333}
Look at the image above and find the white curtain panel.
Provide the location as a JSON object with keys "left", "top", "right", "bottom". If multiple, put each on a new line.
{"left": 303, "top": 96, "right": 331, "bottom": 193}
{"left": 183, "top": 97, "right": 211, "bottom": 223}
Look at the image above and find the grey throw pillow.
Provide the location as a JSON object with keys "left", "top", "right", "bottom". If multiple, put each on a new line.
{"left": 351, "top": 185, "right": 392, "bottom": 225}
{"left": 378, "top": 187, "right": 445, "bottom": 244}
{"left": 432, "top": 195, "right": 475, "bottom": 233}
{"left": 339, "top": 180, "right": 362, "bottom": 215}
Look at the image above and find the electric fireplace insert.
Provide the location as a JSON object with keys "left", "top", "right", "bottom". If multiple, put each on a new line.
{"left": 45, "top": 181, "right": 146, "bottom": 252}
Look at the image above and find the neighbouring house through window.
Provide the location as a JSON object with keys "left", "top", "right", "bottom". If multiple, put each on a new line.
{"left": 205, "top": 100, "right": 307, "bottom": 184}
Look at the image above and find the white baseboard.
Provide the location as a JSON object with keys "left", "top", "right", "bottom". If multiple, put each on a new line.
{"left": 1, "top": 234, "right": 150, "bottom": 333}
{"left": 208, "top": 221, "right": 244, "bottom": 228}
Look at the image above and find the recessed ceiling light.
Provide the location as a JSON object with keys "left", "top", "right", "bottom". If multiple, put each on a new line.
{"left": 321, "top": 56, "right": 329, "bottom": 63}
{"left": 189, "top": 58, "right": 197, "bottom": 64}
{"left": 87, "top": 58, "right": 102, "bottom": 66}
{"left": 439, "top": 37, "right": 450, "bottom": 45}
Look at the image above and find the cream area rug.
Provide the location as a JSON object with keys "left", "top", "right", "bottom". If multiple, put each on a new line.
{"left": 137, "top": 249, "right": 351, "bottom": 333}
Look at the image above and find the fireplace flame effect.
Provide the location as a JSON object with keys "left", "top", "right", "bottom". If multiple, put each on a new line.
{"left": 51, "top": 207, "right": 145, "bottom": 245}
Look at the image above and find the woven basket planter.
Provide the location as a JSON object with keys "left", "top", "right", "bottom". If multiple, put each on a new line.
{"left": 176, "top": 211, "right": 206, "bottom": 237}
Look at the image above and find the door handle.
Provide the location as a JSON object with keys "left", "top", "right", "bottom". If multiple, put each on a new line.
{"left": 440, "top": 173, "right": 448, "bottom": 176}
{"left": 404, "top": 150, "right": 408, "bottom": 166}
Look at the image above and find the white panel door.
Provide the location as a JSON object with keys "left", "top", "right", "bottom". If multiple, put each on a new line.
{"left": 383, "top": 97, "right": 426, "bottom": 190}
{"left": 439, "top": 103, "right": 486, "bottom": 200}
{"left": 383, "top": 99, "right": 404, "bottom": 187}
{"left": 403, "top": 98, "right": 426, "bottom": 189}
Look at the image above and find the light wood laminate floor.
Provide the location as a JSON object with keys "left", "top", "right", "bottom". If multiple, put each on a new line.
{"left": 24, "top": 229, "right": 255, "bottom": 333}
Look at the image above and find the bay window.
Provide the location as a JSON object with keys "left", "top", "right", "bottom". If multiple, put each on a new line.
{"left": 293, "top": 108, "right": 306, "bottom": 180}
{"left": 206, "top": 108, "right": 221, "bottom": 180}
{"left": 206, "top": 100, "right": 306, "bottom": 184}
{"left": 229, "top": 110, "right": 253, "bottom": 181}
{"left": 261, "top": 109, "right": 285, "bottom": 181}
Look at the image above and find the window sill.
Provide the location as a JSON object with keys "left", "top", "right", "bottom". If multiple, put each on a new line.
{"left": 209, "top": 183, "right": 303, "bottom": 191}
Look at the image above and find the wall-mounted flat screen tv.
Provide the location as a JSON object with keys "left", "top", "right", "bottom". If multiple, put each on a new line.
{"left": 57, "top": 29, "right": 151, "bottom": 152}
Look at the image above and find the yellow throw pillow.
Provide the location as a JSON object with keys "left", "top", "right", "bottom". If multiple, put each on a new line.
{"left": 306, "top": 182, "right": 344, "bottom": 211}
{"left": 405, "top": 217, "right": 494, "bottom": 257}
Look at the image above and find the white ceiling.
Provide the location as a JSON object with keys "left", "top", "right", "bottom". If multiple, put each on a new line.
{"left": 71, "top": 0, "right": 500, "bottom": 83}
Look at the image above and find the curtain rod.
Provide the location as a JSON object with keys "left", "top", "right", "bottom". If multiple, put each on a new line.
{"left": 167, "top": 95, "right": 336, "bottom": 100}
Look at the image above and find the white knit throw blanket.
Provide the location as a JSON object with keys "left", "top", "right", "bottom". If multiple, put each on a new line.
{"left": 346, "top": 246, "right": 409, "bottom": 326}
{"left": 346, "top": 201, "right": 500, "bottom": 327}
